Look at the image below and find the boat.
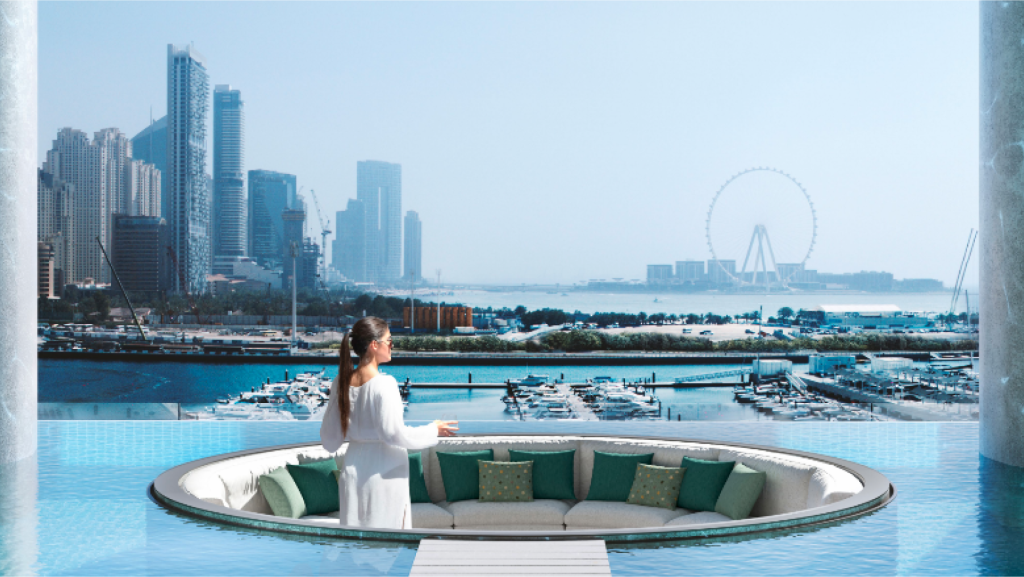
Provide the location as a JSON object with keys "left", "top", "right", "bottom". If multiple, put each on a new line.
{"left": 520, "top": 374, "right": 550, "bottom": 386}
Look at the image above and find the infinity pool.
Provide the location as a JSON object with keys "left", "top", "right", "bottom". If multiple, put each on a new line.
{"left": 2, "top": 420, "right": 1020, "bottom": 576}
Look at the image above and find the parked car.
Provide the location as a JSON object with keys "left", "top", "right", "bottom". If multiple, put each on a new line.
{"left": 700, "top": 330, "right": 713, "bottom": 336}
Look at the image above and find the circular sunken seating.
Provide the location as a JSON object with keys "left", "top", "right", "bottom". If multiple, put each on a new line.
{"left": 152, "top": 433, "right": 894, "bottom": 543}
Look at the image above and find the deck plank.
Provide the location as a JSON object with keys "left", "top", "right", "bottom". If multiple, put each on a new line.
{"left": 411, "top": 540, "right": 611, "bottom": 577}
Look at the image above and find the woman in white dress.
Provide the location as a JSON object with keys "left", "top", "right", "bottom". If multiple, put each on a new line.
{"left": 320, "top": 317, "right": 458, "bottom": 529}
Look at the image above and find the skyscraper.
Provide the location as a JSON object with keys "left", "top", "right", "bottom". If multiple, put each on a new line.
{"left": 248, "top": 169, "right": 297, "bottom": 268}
{"left": 131, "top": 115, "right": 167, "bottom": 215}
{"left": 44, "top": 128, "right": 106, "bottom": 284}
{"left": 112, "top": 215, "right": 170, "bottom": 293}
{"left": 333, "top": 199, "right": 365, "bottom": 282}
{"left": 356, "top": 160, "right": 401, "bottom": 283}
{"left": 37, "top": 169, "right": 74, "bottom": 292}
{"left": 404, "top": 210, "right": 421, "bottom": 281}
{"left": 213, "top": 85, "right": 245, "bottom": 258}
{"left": 125, "top": 159, "right": 161, "bottom": 217}
{"left": 167, "top": 43, "right": 211, "bottom": 294}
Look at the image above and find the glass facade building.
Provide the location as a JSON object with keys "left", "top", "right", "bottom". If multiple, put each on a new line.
{"left": 404, "top": 210, "right": 421, "bottom": 280}
{"left": 213, "top": 85, "right": 245, "bottom": 258}
{"left": 333, "top": 199, "right": 365, "bottom": 283}
{"left": 131, "top": 115, "right": 167, "bottom": 217}
{"left": 356, "top": 160, "right": 401, "bottom": 283}
{"left": 166, "top": 43, "right": 211, "bottom": 294}
{"left": 247, "top": 169, "right": 297, "bottom": 270}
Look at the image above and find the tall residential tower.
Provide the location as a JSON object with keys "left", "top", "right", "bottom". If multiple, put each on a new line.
{"left": 213, "top": 85, "right": 245, "bottom": 258}
{"left": 356, "top": 160, "right": 401, "bottom": 283}
{"left": 166, "top": 43, "right": 211, "bottom": 294}
{"left": 404, "top": 210, "right": 421, "bottom": 281}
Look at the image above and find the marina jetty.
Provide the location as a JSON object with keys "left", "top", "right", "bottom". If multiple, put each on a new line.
{"left": 37, "top": 348, "right": 949, "bottom": 365}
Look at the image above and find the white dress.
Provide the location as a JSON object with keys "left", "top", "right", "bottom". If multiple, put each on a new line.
{"left": 320, "top": 373, "right": 439, "bottom": 529}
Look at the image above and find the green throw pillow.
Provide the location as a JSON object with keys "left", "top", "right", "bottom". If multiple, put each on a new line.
{"left": 677, "top": 456, "right": 735, "bottom": 512}
{"left": 259, "top": 466, "right": 307, "bottom": 519}
{"left": 479, "top": 460, "right": 534, "bottom": 502}
{"left": 586, "top": 451, "right": 654, "bottom": 501}
{"left": 286, "top": 458, "right": 339, "bottom": 516}
{"left": 715, "top": 463, "right": 767, "bottom": 520}
{"left": 436, "top": 449, "right": 494, "bottom": 502}
{"left": 409, "top": 451, "right": 431, "bottom": 504}
{"left": 626, "top": 464, "right": 685, "bottom": 510}
{"left": 509, "top": 449, "right": 576, "bottom": 500}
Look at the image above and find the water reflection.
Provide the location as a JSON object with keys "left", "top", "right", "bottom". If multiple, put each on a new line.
{"left": 977, "top": 455, "right": 1024, "bottom": 575}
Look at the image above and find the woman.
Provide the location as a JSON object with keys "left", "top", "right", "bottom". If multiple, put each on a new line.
{"left": 320, "top": 317, "right": 457, "bottom": 529}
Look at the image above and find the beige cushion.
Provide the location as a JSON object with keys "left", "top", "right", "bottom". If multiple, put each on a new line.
{"left": 412, "top": 503, "right": 454, "bottom": 529}
{"left": 718, "top": 448, "right": 815, "bottom": 517}
{"left": 564, "top": 501, "right": 685, "bottom": 530}
{"left": 443, "top": 499, "right": 572, "bottom": 527}
{"left": 577, "top": 438, "right": 718, "bottom": 500}
{"left": 456, "top": 524, "right": 565, "bottom": 532}
{"left": 806, "top": 464, "right": 863, "bottom": 508}
{"left": 427, "top": 437, "right": 579, "bottom": 502}
{"left": 664, "top": 511, "right": 732, "bottom": 527}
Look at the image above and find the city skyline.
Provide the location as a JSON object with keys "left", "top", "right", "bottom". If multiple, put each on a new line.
{"left": 38, "top": 2, "right": 980, "bottom": 286}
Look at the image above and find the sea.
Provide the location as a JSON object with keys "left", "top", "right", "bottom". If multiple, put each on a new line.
{"left": 409, "top": 290, "right": 964, "bottom": 316}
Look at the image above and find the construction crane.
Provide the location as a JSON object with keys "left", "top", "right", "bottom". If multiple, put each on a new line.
{"left": 95, "top": 237, "right": 148, "bottom": 341}
{"left": 308, "top": 189, "right": 332, "bottom": 290}
{"left": 165, "top": 245, "right": 204, "bottom": 326}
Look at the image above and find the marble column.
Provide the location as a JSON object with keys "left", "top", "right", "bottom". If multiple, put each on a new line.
{"left": 0, "top": 2, "right": 39, "bottom": 574}
{"left": 0, "top": 0, "right": 38, "bottom": 465}
{"left": 981, "top": 0, "right": 1024, "bottom": 468}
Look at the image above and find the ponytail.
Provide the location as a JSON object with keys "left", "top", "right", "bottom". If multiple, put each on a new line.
{"left": 338, "top": 329, "right": 355, "bottom": 438}
{"left": 337, "top": 316, "right": 389, "bottom": 438}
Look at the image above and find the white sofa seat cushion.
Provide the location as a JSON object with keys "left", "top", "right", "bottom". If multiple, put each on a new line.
{"left": 301, "top": 511, "right": 340, "bottom": 523}
{"left": 564, "top": 501, "right": 686, "bottom": 530}
{"left": 297, "top": 504, "right": 453, "bottom": 529}
{"left": 442, "top": 499, "right": 572, "bottom": 527}
{"left": 664, "top": 511, "right": 732, "bottom": 527}
{"left": 457, "top": 524, "right": 565, "bottom": 532}
{"left": 412, "top": 503, "right": 455, "bottom": 529}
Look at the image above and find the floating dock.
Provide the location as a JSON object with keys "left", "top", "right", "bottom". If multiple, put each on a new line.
{"left": 410, "top": 539, "right": 611, "bottom": 576}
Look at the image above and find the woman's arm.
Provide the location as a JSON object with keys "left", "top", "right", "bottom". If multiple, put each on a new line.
{"left": 320, "top": 376, "right": 344, "bottom": 453}
{"left": 374, "top": 376, "right": 439, "bottom": 451}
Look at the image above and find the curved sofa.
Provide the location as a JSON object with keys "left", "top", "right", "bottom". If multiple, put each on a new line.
{"left": 153, "top": 433, "right": 894, "bottom": 543}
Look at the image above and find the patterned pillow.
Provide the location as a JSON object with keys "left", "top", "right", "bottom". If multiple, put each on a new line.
{"left": 479, "top": 460, "right": 534, "bottom": 502}
{"left": 626, "top": 464, "right": 685, "bottom": 510}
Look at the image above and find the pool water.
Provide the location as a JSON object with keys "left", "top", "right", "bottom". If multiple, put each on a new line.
{"left": 2, "top": 420, "right": 1020, "bottom": 576}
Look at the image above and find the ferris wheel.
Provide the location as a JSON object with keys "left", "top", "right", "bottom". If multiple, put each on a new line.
{"left": 705, "top": 168, "right": 817, "bottom": 289}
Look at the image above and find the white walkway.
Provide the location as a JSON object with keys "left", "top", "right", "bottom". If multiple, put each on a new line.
{"left": 410, "top": 539, "right": 611, "bottom": 576}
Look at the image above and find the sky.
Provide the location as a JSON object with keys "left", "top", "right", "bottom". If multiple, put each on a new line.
{"left": 38, "top": 1, "right": 980, "bottom": 287}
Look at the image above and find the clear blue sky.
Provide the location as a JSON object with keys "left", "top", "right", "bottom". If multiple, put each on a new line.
{"left": 39, "top": 1, "right": 979, "bottom": 287}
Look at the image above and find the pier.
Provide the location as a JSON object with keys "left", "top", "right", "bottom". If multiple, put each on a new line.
{"left": 411, "top": 539, "right": 611, "bottom": 576}
{"left": 796, "top": 374, "right": 977, "bottom": 421}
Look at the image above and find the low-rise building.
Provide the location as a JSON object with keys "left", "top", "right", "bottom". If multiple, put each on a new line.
{"left": 809, "top": 304, "right": 930, "bottom": 329}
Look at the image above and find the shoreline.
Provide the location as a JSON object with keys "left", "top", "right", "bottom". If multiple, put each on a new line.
{"left": 37, "top": 349, "right": 953, "bottom": 365}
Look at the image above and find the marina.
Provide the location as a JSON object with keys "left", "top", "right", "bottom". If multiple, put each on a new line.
{"left": 38, "top": 355, "right": 981, "bottom": 422}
